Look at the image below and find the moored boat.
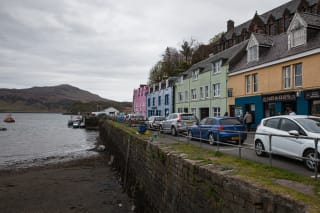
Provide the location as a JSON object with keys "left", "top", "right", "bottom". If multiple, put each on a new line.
{"left": 3, "top": 114, "right": 15, "bottom": 123}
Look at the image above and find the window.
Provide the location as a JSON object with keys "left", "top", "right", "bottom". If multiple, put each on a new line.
{"left": 178, "top": 108, "right": 183, "bottom": 113}
{"left": 246, "top": 75, "right": 251, "bottom": 94}
{"left": 291, "top": 28, "right": 306, "bottom": 47}
{"left": 212, "top": 107, "right": 221, "bottom": 117}
{"left": 247, "top": 45, "right": 258, "bottom": 62}
{"left": 147, "top": 98, "right": 151, "bottom": 107}
{"left": 178, "top": 76, "right": 183, "bottom": 84}
{"left": 158, "top": 96, "right": 161, "bottom": 105}
{"left": 192, "top": 70, "right": 199, "bottom": 80}
{"left": 294, "top": 63, "right": 302, "bottom": 87}
{"left": 152, "top": 97, "right": 155, "bottom": 106}
{"left": 264, "top": 118, "right": 280, "bottom": 129}
{"left": 200, "top": 87, "right": 204, "bottom": 99}
{"left": 185, "top": 91, "right": 188, "bottom": 101}
{"left": 165, "top": 94, "right": 169, "bottom": 105}
{"left": 178, "top": 92, "right": 183, "bottom": 102}
{"left": 279, "top": 118, "right": 300, "bottom": 132}
{"left": 212, "top": 60, "right": 222, "bottom": 74}
{"left": 191, "top": 89, "right": 197, "bottom": 100}
{"left": 205, "top": 86, "right": 209, "bottom": 98}
{"left": 165, "top": 109, "right": 169, "bottom": 116}
{"left": 283, "top": 66, "right": 291, "bottom": 89}
{"left": 212, "top": 83, "right": 220, "bottom": 97}
{"left": 253, "top": 73, "right": 258, "bottom": 92}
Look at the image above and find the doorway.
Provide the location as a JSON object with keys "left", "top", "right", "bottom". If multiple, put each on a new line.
{"left": 199, "top": 108, "right": 209, "bottom": 120}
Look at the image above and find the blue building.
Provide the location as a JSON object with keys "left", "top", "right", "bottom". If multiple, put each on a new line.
{"left": 147, "top": 77, "right": 176, "bottom": 118}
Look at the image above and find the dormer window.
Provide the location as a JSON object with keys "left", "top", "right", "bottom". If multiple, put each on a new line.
{"left": 192, "top": 70, "right": 199, "bottom": 80}
{"left": 178, "top": 76, "right": 183, "bottom": 84}
{"left": 247, "top": 34, "right": 259, "bottom": 63}
{"left": 288, "top": 13, "right": 307, "bottom": 49}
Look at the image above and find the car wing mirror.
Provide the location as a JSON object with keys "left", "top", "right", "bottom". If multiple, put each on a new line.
{"left": 288, "top": 130, "right": 299, "bottom": 136}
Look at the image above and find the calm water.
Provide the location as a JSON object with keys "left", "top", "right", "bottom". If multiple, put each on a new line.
{"left": 0, "top": 113, "right": 99, "bottom": 170}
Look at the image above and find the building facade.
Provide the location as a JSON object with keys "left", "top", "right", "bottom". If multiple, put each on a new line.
{"left": 146, "top": 77, "right": 176, "bottom": 118}
{"left": 175, "top": 42, "right": 247, "bottom": 120}
{"left": 133, "top": 84, "right": 148, "bottom": 119}
{"left": 228, "top": 12, "right": 320, "bottom": 128}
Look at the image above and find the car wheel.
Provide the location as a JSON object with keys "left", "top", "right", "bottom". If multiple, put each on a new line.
{"left": 208, "top": 133, "right": 215, "bottom": 145}
{"left": 304, "top": 149, "right": 320, "bottom": 171}
{"left": 159, "top": 125, "right": 164, "bottom": 133}
{"left": 255, "top": 140, "right": 266, "bottom": 157}
{"left": 187, "top": 130, "right": 193, "bottom": 140}
{"left": 171, "top": 127, "right": 177, "bottom": 136}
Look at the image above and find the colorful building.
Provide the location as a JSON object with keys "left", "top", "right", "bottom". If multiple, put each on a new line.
{"left": 146, "top": 77, "right": 176, "bottom": 118}
{"left": 133, "top": 84, "right": 148, "bottom": 119}
{"left": 228, "top": 12, "right": 320, "bottom": 128}
{"left": 174, "top": 42, "right": 247, "bottom": 120}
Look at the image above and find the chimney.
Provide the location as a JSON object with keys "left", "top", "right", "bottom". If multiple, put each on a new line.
{"left": 227, "top": 20, "right": 234, "bottom": 32}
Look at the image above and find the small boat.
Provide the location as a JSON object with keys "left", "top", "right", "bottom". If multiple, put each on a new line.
{"left": 0, "top": 127, "right": 7, "bottom": 131}
{"left": 4, "top": 114, "right": 15, "bottom": 123}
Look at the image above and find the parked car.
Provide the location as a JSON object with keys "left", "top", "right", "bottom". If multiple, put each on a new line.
{"left": 254, "top": 115, "right": 320, "bottom": 170}
{"left": 125, "top": 114, "right": 145, "bottom": 127}
{"left": 187, "top": 117, "right": 247, "bottom": 145}
{"left": 160, "top": 113, "right": 198, "bottom": 136}
{"left": 146, "top": 116, "right": 165, "bottom": 130}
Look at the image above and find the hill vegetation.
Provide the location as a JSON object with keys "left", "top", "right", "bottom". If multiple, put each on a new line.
{"left": 0, "top": 84, "right": 132, "bottom": 113}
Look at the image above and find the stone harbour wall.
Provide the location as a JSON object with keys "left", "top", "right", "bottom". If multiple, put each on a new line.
{"left": 99, "top": 120, "right": 307, "bottom": 213}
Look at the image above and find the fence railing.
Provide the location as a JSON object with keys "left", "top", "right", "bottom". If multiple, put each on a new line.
{"left": 112, "top": 118, "right": 320, "bottom": 179}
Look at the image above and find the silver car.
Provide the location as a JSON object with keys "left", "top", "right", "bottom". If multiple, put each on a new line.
{"left": 146, "top": 116, "right": 165, "bottom": 129}
{"left": 254, "top": 115, "right": 320, "bottom": 170}
{"left": 160, "top": 113, "right": 198, "bottom": 136}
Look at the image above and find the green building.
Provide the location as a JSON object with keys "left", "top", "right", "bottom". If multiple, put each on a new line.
{"left": 175, "top": 41, "right": 247, "bottom": 120}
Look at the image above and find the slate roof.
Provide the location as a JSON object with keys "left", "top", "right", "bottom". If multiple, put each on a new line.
{"left": 180, "top": 40, "right": 248, "bottom": 78}
{"left": 224, "top": 0, "right": 318, "bottom": 40}
{"left": 301, "top": 12, "right": 320, "bottom": 28}
{"left": 229, "top": 13, "right": 320, "bottom": 74}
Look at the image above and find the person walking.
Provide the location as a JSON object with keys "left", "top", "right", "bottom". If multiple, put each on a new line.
{"left": 243, "top": 111, "right": 253, "bottom": 131}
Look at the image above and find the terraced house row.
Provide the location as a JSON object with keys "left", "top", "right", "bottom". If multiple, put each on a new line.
{"left": 133, "top": 0, "right": 320, "bottom": 129}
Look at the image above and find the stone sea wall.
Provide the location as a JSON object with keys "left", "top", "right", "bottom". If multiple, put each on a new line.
{"left": 99, "top": 120, "right": 307, "bottom": 213}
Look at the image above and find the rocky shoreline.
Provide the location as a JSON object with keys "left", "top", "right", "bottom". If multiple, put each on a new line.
{"left": 0, "top": 154, "right": 134, "bottom": 212}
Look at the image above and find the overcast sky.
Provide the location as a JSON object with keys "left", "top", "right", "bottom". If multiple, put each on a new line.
{"left": 0, "top": 0, "right": 290, "bottom": 102}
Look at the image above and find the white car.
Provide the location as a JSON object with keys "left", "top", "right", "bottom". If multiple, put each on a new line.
{"left": 254, "top": 115, "right": 320, "bottom": 170}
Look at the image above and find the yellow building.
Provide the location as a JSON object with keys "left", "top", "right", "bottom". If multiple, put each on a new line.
{"left": 228, "top": 12, "right": 320, "bottom": 127}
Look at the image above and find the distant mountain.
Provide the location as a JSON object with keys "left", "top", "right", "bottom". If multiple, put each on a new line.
{"left": 0, "top": 84, "right": 131, "bottom": 113}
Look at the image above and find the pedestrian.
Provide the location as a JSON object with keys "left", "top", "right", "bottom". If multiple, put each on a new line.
{"left": 243, "top": 111, "right": 253, "bottom": 131}
{"left": 224, "top": 112, "right": 228, "bottom": 117}
{"left": 287, "top": 107, "right": 296, "bottom": 115}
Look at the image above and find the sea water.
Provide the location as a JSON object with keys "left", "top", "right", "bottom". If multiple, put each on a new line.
{"left": 0, "top": 113, "right": 99, "bottom": 170}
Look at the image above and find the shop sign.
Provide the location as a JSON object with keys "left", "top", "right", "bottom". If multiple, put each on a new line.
{"left": 305, "top": 90, "right": 320, "bottom": 99}
{"left": 262, "top": 93, "right": 296, "bottom": 103}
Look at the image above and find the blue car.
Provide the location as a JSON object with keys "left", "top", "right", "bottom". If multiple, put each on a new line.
{"left": 187, "top": 117, "right": 247, "bottom": 145}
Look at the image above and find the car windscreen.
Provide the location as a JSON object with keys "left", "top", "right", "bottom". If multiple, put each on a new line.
{"left": 181, "top": 114, "right": 196, "bottom": 120}
{"left": 220, "top": 118, "right": 241, "bottom": 125}
{"left": 295, "top": 118, "right": 320, "bottom": 133}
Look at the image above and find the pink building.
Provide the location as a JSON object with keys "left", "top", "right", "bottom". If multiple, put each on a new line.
{"left": 133, "top": 84, "right": 148, "bottom": 119}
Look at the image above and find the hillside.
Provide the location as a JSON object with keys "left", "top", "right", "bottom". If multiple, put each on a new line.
{"left": 0, "top": 84, "right": 131, "bottom": 113}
